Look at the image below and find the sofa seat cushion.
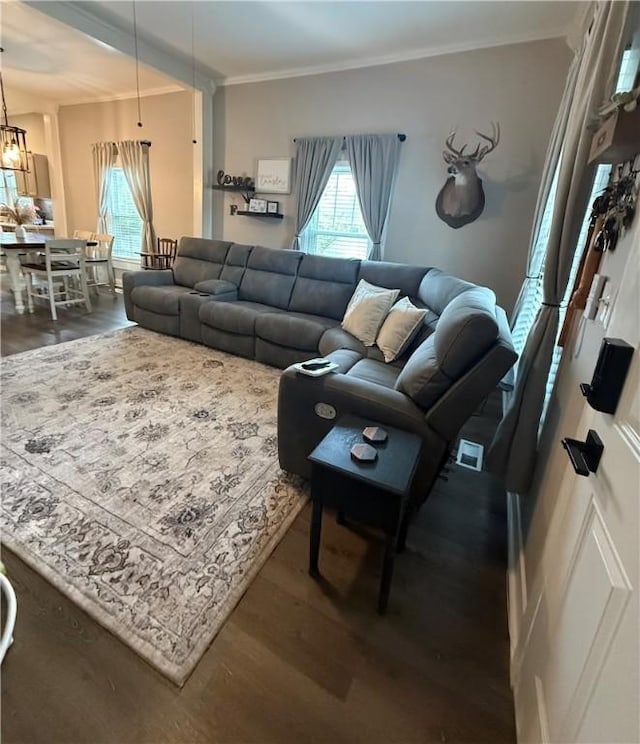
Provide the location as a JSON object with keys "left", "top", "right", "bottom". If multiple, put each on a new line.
{"left": 255, "top": 312, "right": 339, "bottom": 351}
{"left": 130, "top": 284, "right": 193, "bottom": 315}
{"left": 346, "top": 358, "right": 402, "bottom": 390}
{"left": 199, "top": 301, "right": 284, "bottom": 336}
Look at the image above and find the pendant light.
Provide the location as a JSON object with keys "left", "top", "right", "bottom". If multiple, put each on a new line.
{"left": 191, "top": 2, "right": 197, "bottom": 145}
{"left": 0, "top": 48, "right": 29, "bottom": 173}
{"left": 132, "top": 0, "right": 143, "bottom": 128}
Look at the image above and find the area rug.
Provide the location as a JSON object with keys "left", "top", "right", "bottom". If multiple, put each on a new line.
{"left": 0, "top": 327, "right": 307, "bottom": 685}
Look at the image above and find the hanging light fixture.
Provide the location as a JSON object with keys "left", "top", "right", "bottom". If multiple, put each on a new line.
{"left": 191, "top": 2, "right": 197, "bottom": 145}
{"left": 132, "top": 0, "right": 143, "bottom": 128}
{"left": 0, "top": 48, "right": 29, "bottom": 173}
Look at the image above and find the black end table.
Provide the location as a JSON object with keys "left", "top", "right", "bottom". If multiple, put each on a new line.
{"left": 308, "top": 414, "right": 422, "bottom": 613}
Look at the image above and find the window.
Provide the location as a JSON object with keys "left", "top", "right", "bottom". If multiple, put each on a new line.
{"left": 107, "top": 167, "right": 143, "bottom": 260}
{"left": 0, "top": 170, "right": 18, "bottom": 208}
{"left": 300, "top": 162, "right": 370, "bottom": 260}
{"left": 514, "top": 45, "right": 638, "bottom": 433}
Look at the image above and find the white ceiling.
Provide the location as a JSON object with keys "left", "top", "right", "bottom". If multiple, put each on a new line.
{"left": 1, "top": 0, "right": 583, "bottom": 107}
{"left": 0, "top": 1, "right": 183, "bottom": 108}
{"left": 80, "top": 0, "right": 583, "bottom": 84}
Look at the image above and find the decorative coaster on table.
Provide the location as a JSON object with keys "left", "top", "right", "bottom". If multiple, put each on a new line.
{"left": 350, "top": 442, "right": 378, "bottom": 463}
{"left": 362, "top": 426, "right": 388, "bottom": 444}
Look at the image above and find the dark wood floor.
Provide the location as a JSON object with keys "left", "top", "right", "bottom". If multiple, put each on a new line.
{"left": 1, "top": 281, "right": 515, "bottom": 744}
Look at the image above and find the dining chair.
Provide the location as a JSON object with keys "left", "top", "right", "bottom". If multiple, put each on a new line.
{"left": 85, "top": 232, "right": 116, "bottom": 293}
{"left": 22, "top": 239, "right": 92, "bottom": 321}
{"left": 140, "top": 237, "right": 177, "bottom": 270}
{"left": 73, "top": 229, "right": 94, "bottom": 240}
{"left": 0, "top": 567, "right": 16, "bottom": 665}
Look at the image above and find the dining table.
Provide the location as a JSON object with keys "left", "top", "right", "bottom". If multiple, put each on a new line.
{"left": 0, "top": 232, "right": 53, "bottom": 314}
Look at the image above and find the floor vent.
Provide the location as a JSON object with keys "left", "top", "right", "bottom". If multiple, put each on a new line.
{"left": 455, "top": 439, "right": 484, "bottom": 471}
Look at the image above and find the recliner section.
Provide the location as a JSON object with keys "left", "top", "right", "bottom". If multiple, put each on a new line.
{"left": 123, "top": 236, "right": 518, "bottom": 505}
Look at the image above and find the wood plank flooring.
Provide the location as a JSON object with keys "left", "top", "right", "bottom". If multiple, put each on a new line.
{"left": 0, "top": 281, "right": 516, "bottom": 744}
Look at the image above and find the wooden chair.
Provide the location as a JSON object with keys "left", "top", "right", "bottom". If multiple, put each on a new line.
{"left": 85, "top": 232, "right": 116, "bottom": 293}
{"left": 73, "top": 230, "right": 94, "bottom": 240}
{"left": 141, "top": 237, "right": 177, "bottom": 270}
{"left": 22, "top": 239, "right": 92, "bottom": 321}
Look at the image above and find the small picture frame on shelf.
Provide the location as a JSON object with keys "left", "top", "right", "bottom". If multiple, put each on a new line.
{"left": 248, "top": 198, "right": 267, "bottom": 213}
{"left": 267, "top": 201, "right": 279, "bottom": 214}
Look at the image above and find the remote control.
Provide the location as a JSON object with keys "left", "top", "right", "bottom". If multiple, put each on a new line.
{"left": 301, "top": 360, "right": 330, "bottom": 371}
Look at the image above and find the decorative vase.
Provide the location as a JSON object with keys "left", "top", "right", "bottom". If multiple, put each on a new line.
{"left": 14, "top": 225, "right": 26, "bottom": 239}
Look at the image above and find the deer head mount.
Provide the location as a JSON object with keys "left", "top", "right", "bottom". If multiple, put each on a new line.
{"left": 435, "top": 122, "right": 500, "bottom": 229}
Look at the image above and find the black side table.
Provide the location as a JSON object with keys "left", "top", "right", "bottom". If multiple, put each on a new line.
{"left": 308, "top": 414, "right": 422, "bottom": 613}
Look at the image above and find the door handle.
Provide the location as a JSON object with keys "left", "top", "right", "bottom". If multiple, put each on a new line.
{"left": 561, "top": 429, "right": 604, "bottom": 477}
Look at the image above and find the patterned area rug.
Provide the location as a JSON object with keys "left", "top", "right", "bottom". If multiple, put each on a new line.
{"left": 1, "top": 327, "right": 307, "bottom": 685}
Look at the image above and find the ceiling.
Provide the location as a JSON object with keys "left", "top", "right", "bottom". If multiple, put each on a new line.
{"left": 77, "top": 0, "right": 583, "bottom": 84}
{"left": 1, "top": 0, "right": 583, "bottom": 107}
{"left": 0, "top": 1, "right": 183, "bottom": 108}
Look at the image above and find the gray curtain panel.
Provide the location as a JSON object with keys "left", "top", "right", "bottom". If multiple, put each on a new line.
{"left": 292, "top": 136, "right": 343, "bottom": 251}
{"left": 487, "top": 1, "right": 629, "bottom": 494}
{"left": 509, "top": 54, "right": 581, "bottom": 327}
{"left": 92, "top": 142, "right": 118, "bottom": 235}
{"left": 345, "top": 134, "right": 402, "bottom": 261}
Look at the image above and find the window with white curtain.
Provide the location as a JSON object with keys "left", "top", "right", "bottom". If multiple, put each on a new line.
{"left": 300, "top": 161, "right": 371, "bottom": 259}
{"left": 0, "top": 170, "right": 18, "bottom": 208}
{"left": 107, "top": 167, "right": 143, "bottom": 260}
{"left": 514, "top": 45, "right": 638, "bottom": 433}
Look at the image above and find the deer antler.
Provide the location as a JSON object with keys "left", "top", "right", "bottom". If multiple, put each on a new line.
{"left": 473, "top": 122, "right": 500, "bottom": 161}
{"left": 445, "top": 131, "right": 467, "bottom": 158}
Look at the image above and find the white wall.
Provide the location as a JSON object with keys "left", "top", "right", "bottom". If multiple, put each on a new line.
{"left": 212, "top": 38, "right": 571, "bottom": 314}
{"left": 58, "top": 90, "right": 195, "bottom": 243}
{"left": 9, "top": 113, "right": 47, "bottom": 155}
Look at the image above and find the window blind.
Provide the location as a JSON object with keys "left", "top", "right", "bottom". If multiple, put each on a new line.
{"left": 107, "top": 167, "right": 143, "bottom": 260}
{"left": 301, "top": 162, "right": 370, "bottom": 259}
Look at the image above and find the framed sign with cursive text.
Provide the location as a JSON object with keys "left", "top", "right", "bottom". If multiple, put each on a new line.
{"left": 256, "top": 158, "right": 291, "bottom": 194}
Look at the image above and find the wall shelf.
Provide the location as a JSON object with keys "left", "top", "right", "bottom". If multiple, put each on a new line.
{"left": 234, "top": 210, "right": 284, "bottom": 220}
{"left": 212, "top": 184, "right": 255, "bottom": 193}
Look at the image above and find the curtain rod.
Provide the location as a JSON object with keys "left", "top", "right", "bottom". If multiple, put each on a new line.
{"left": 293, "top": 134, "right": 406, "bottom": 142}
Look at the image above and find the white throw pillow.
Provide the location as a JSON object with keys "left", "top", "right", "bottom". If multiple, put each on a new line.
{"left": 376, "top": 297, "right": 427, "bottom": 362}
{"left": 342, "top": 279, "right": 400, "bottom": 347}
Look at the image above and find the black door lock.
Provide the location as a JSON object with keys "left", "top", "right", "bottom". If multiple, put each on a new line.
{"left": 561, "top": 430, "right": 604, "bottom": 477}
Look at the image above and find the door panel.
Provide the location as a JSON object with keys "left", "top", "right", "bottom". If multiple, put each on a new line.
{"left": 512, "top": 184, "right": 639, "bottom": 743}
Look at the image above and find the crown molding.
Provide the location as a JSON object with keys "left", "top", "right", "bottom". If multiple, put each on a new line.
{"left": 220, "top": 27, "right": 570, "bottom": 87}
{"left": 58, "top": 84, "right": 185, "bottom": 108}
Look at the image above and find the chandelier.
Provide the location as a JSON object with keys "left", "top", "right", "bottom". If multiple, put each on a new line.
{"left": 0, "top": 48, "right": 29, "bottom": 173}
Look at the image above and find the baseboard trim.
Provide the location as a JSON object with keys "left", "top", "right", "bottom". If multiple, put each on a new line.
{"left": 507, "top": 490, "right": 527, "bottom": 671}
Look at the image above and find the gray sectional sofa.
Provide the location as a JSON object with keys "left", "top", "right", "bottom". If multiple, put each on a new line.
{"left": 123, "top": 237, "right": 517, "bottom": 508}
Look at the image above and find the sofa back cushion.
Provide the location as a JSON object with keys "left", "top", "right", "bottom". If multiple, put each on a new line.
{"left": 358, "top": 261, "right": 429, "bottom": 300}
{"left": 221, "top": 243, "right": 253, "bottom": 285}
{"left": 289, "top": 254, "right": 360, "bottom": 319}
{"left": 418, "top": 268, "right": 476, "bottom": 315}
{"left": 238, "top": 245, "right": 302, "bottom": 309}
{"left": 173, "top": 238, "right": 232, "bottom": 288}
{"left": 395, "top": 286, "right": 499, "bottom": 409}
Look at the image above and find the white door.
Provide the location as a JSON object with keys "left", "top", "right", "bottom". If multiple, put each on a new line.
{"left": 512, "top": 209, "right": 639, "bottom": 743}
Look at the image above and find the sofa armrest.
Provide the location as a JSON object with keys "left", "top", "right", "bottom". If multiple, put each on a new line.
{"left": 122, "top": 269, "right": 175, "bottom": 319}
{"left": 278, "top": 366, "right": 433, "bottom": 484}
{"left": 193, "top": 279, "right": 238, "bottom": 302}
{"left": 321, "top": 373, "right": 429, "bottom": 432}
